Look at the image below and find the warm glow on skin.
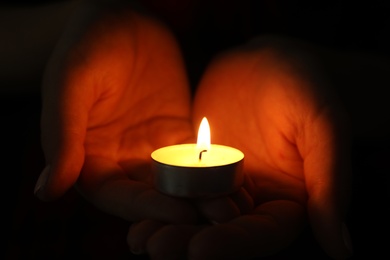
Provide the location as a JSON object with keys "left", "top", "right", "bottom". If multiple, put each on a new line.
{"left": 194, "top": 49, "right": 310, "bottom": 205}
{"left": 40, "top": 9, "right": 196, "bottom": 222}
{"left": 37, "top": 2, "right": 353, "bottom": 259}
{"left": 188, "top": 43, "right": 351, "bottom": 258}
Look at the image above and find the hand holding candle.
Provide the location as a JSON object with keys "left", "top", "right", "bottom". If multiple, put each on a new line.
{"left": 32, "top": 1, "right": 353, "bottom": 257}
{"left": 130, "top": 39, "right": 353, "bottom": 259}
{"left": 36, "top": 7, "right": 200, "bottom": 226}
{"left": 151, "top": 117, "right": 244, "bottom": 198}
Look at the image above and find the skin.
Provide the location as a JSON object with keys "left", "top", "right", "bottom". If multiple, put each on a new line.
{"left": 36, "top": 4, "right": 199, "bottom": 224}
{"left": 128, "top": 39, "right": 353, "bottom": 259}
{"left": 31, "top": 1, "right": 389, "bottom": 259}
{"left": 191, "top": 43, "right": 351, "bottom": 259}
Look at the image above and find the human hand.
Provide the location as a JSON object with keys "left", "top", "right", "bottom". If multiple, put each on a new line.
{"left": 34, "top": 4, "right": 198, "bottom": 224}
{"left": 128, "top": 37, "right": 353, "bottom": 259}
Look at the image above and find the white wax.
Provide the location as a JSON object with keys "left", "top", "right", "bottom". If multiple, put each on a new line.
{"left": 151, "top": 144, "right": 244, "bottom": 167}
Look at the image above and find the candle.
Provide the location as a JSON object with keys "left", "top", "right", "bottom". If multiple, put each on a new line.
{"left": 151, "top": 117, "right": 244, "bottom": 198}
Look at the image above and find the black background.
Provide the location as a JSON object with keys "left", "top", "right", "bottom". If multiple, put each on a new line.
{"left": 2, "top": 0, "right": 389, "bottom": 259}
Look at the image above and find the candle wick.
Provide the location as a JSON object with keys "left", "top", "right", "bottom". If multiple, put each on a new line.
{"left": 199, "top": 150, "right": 208, "bottom": 161}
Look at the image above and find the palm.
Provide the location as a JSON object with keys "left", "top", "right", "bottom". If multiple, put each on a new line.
{"left": 82, "top": 62, "right": 193, "bottom": 184}
{"left": 82, "top": 44, "right": 192, "bottom": 182}
{"left": 41, "top": 10, "right": 196, "bottom": 223}
{"left": 187, "top": 47, "right": 351, "bottom": 258}
{"left": 74, "top": 13, "right": 193, "bottom": 159}
{"left": 193, "top": 50, "right": 314, "bottom": 206}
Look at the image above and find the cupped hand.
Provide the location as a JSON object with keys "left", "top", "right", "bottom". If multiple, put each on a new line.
{"left": 191, "top": 38, "right": 353, "bottom": 259}
{"left": 129, "top": 37, "right": 353, "bottom": 259}
{"left": 35, "top": 4, "right": 198, "bottom": 224}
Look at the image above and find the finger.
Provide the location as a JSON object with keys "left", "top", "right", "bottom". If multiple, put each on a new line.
{"left": 127, "top": 220, "right": 165, "bottom": 255}
{"left": 36, "top": 59, "right": 94, "bottom": 201}
{"left": 37, "top": 103, "right": 87, "bottom": 201}
{"left": 189, "top": 200, "right": 305, "bottom": 260}
{"left": 196, "top": 188, "right": 254, "bottom": 223}
{"left": 77, "top": 155, "right": 198, "bottom": 224}
{"left": 300, "top": 107, "right": 353, "bottom": 259}
{"left": 229, "top": 187, "right": 255, "bottom": 215}
{"left": 35, "top": 1, "right": 105, "bottom": 201}
{"left": 147, "top": 224, "right": 205, "bottom": 260}
{"left": 196, "top": 196, "right": 240, "bottom": 223}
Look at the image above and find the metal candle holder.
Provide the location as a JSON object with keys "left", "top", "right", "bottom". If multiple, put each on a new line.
{"left": 152, "top": 156, "right": 244, "bottom": 198}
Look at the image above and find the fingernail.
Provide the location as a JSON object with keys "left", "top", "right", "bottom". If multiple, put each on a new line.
{"left": 342, "top": 222, "right": 353, "bottom": 256}
{"left": 34, "top": 165, "right": 50, "bottom": 196}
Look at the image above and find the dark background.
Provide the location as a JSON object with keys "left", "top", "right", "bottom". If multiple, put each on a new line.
{"left": 2, "top": 0, "right": 389, "bottom": 259}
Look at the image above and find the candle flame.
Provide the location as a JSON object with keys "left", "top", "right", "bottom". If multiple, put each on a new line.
{"left": 197, "top": 117, "right": 211, "bottom": 151}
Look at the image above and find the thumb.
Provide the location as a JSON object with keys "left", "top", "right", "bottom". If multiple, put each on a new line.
{"left": 300, "top": 107, "right": 353, "bottom": 259}
{"left": 34, "top": 92, "right": 88, "bottom": 201}
{"left": 33, "top": 0, "right": 103, "bottom": 201}
{"left": 34, "top": 51, "right": 91, "bottom": 201}
{"left": 34, "top": 134, "right": 85, "bottom": 202}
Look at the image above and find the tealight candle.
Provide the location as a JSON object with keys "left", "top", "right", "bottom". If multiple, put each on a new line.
{"left": 151, "top": 117, "right": 244, "bottom": 198}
